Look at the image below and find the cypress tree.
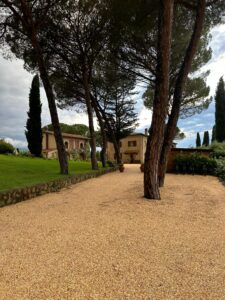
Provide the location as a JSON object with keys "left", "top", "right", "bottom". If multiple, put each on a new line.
{"left": 202, "top": 130, "right": 209, "bottom": 146}
{"left": 25, "top": 75, "right": 43, "bottom": 157}
{"left": 215, "top": 77, "right": 225, "bottom": 142}
{"left": 212, "top": 125, "right": 216, "bottom": 142}
{"left": 196, "top": 132, "right": 201, "bottom": 147}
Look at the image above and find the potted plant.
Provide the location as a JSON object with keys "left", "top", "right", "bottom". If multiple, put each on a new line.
{"left": 140, "top": 163, "right": 144, "bottom": 172}
{"left": 119, "top": 163, "right": 125, "bottom": 172}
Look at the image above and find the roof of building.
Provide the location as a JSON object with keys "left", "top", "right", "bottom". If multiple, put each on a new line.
{"left": 43, "top": 130, "right": 89, "bottom": 140}
{"left": 129, "top": 133, "right": 148, "bottom": 137}
{"left": 171, "top": 148, "right": 212, "bottom": 152}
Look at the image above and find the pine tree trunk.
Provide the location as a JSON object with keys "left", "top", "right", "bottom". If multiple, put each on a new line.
{"left": 114, "top": 142, "right": 122, "bottom": 164}
{"left": 30, "top": 30, "right": 69, "bottom": 174}
{"left": 92, "top": 100, "right": 107, "bottom": 168}
{"left": 83, "top": 68, "right": 98, "bottom": 170}
{"left": 100, "top": 137, "right": 107, "bottom": 168}
{"left": 90, "top": 94, "right": 121, "bottom": 165}
{"left": 15, "top": 1, "right": 68, "bottom": 174}
{"left": 100, "top": 126, "right": 107, "bottom": 168}
{"left": 158, "top": 0, "right": 206, "bottom": 187}
{"left": 144, "top": 0, "right": 174, "bottom": 200}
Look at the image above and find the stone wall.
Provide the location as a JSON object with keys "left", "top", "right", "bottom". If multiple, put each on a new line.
{"left": 0, "top": 167, "right": 118, "bottom": 208}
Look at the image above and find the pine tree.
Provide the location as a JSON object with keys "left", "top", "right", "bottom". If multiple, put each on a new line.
{"left": 196, "top": 132, "right": 201, "bottom": 147}
{"left": 202, "top": 131, "right": 209, "bottom": 146}
{"left": 106, "top": 97, "right": 138, "bottom": 144}
{"left": 25, "top": 75, "right": 43, "bottom": 157}
{"left": 215, "top": 77, "right": 225, "bottom": 142}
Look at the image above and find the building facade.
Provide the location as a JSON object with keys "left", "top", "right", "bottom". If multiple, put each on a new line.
{"left": 42, "top": 130, "right": 89, "bottom": 159}
{"left": 107, "top": 133, "right": 148, "bottom": 164}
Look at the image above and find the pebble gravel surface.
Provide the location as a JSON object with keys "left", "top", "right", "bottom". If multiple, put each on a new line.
{"left": 0, "top": 165, "right": 225, "bottom": 299}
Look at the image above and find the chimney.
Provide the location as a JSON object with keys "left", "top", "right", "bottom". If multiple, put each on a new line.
{"left": 145, "top": 128, "right": 148, "bottom": 136}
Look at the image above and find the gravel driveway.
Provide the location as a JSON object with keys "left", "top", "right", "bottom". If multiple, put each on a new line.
{"left": 0, "top": 164, "right": 225, "bottom": 299}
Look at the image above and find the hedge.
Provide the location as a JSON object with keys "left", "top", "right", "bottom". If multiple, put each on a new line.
{"left": 174, "top": 154, "right": 217, "bottom": 175}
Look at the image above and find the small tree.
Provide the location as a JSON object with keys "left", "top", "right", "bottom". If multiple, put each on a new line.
{"left": 25, "top": 75, "right": 43, "bottom": 157}
{"left": 196, "top": 132, "right": 201, "bottom": 147}
{"left": 202, "top": 130, "right": 209, "bottom": 146}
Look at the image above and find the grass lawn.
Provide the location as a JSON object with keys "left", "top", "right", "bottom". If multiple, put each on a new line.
{"left": 0, "top": 155, "right": 102, "bottom": 192}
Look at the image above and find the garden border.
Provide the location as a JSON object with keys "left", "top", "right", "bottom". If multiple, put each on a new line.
{"left": 0, "top": 167, "right": 119, "bottom": 208}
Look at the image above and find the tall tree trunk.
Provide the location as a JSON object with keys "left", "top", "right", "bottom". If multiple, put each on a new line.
{"left": 113, "top": 141, "right": 122, "bottom": 164}
{"left": 158, "top": 0, "right": 206, "bottom": 187}
{"left": 144, "top": 0, "right": 174, "bottom": 200}
{"left": 90, "top": 94, "right": 122, "bottom": 164}
{"left": 83, "top": 68, "right": 98, "bottom": 170}
{"left": 27, "top": 24, "right": 69, "bottom": 174}
{"left": 33, "top": 44, "right": 69, "bottom": 174}
{"left": 15, "top": 0, "right": 68, "bottom": 174}
{"left": 100, "top": 130, "right": 107, "bottom": 168}
{"left": 91, "top": 99, "right": 107, "bottom": 168}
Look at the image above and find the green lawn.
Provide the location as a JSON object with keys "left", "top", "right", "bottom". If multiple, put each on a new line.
{"left": 0, "top": 155, "right": 102, "bottom": 192}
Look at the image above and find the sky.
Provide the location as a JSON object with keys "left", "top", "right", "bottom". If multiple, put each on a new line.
{"left": 0, "top": 24, "right": 225, "bottom": 149}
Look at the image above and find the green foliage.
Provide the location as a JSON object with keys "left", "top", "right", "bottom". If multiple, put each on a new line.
{"left": 202, "top": 131, "right": 209, "bottom": 146}
{"left": 96, "top": 150, "right": 101, "bottom": 161}
{"left": 17, "top": 150, "right": 31, "bottom": 157}
{"left": 210, "top": 141, "right": 225, "bottom": 158}
{"left": 143, "top": 76, "right": 211, "bottom": 118}
{"left": 174, "top": 154, "right": 216, "bottom": 175}
{"left": 215, "top": 158, "right": 225, "bottom": 182}
{"left": 43, "top": 123, "right": 89, "bottom": 137}
{"left": 215, "top": 77, "right": 225, "bottom": 142}
{"left": 106, "top": 160, "right": 116, "bottom": 167}
{"left": 196, "top": 132, "right": 201, "bottom": 147}
{"left": 0, "top": 140, "right": 14, "bottom": 154}
{"left": 25, "top": 75, "right": 43, "bottom": 157}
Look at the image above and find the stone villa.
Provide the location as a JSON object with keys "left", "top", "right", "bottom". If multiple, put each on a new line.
{"left": 42, "top": 130, "right": 89, "bottom": 159}
{"left": 107, "top": 130, "right": 177, "bottom": 164}
{"left": 107, "top": 132, "right": 148, "bottom": 164}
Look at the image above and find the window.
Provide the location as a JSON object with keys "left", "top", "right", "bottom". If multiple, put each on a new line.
{"left": 80, "top": 143, "right": 84, "bottom": 149}
{"left": 128, "top": 141, "right": 137, "bottom": 147}
{"left": 65, "top": 141, "right": 69, "bottom": 149}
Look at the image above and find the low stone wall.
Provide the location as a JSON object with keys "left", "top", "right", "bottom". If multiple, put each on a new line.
{"left": 0, "top": 167, "right": 118, "bottom": 208}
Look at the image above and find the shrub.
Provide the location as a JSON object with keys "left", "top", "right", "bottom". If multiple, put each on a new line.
{"left": 215, "top": 158, "right": 225, "bottom": 181}
{"left": 174, "top": 154, "right": 217, "bottom": 175}
{"left": 209, "top": 141, "right": 225, "bottom": 158}
{"left": 18, "top": 150, "right": 31, "bottom": 157}
{"left": 0, "top": 139, "right": 14, "bottom": 154}
{"left": 107, "top": 160, "right": 116, "bottom": 167}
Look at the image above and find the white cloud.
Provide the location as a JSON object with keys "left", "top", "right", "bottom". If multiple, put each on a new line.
{"left": 5, "top": 137, "right": 27, "bottom": 149}
{"left": 137, "top": 106, "right": 152, "bottom": 129}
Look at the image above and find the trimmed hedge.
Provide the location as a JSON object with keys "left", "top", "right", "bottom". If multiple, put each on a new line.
{"left": 174, "top": 154, "right": 217, "bottom": 175}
